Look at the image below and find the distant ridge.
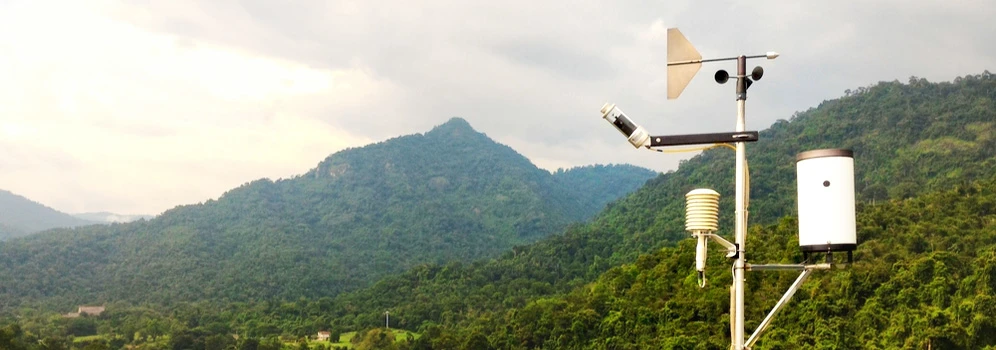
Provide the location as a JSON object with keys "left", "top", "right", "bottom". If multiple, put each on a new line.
{"left": 0, "top": 189, "right": 95, "bottom": 239}
{"left": 73, "top": 212, "right": 154, "bottom": 223}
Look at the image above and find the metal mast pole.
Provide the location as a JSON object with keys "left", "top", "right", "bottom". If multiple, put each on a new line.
{"left": 733, "top": 55, "right": 748, "bottom": 350}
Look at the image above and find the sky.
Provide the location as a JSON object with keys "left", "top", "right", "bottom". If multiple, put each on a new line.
{"left": 0, "top": 0, "right": 993, "bottom": 215}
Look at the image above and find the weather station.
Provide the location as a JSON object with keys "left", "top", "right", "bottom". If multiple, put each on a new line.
{"left": 599, "top": 28, "right": 857, "bottom": 349}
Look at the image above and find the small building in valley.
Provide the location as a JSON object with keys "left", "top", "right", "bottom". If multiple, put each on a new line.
{"left": 63, "top": 305, "right": 106, "bottom": 318}
{"left": 78, "top": 305, "right": 105, "bottom": 316}
{"left": 316, "top": 331, "right": 331, "bottom": 341}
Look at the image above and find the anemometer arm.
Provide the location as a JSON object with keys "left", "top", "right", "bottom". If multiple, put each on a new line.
{"left": 601, "top": 103, "right": 760, "bottom": 149}
{"left": 648, "top": 131, "right": 758, "bottom": 148}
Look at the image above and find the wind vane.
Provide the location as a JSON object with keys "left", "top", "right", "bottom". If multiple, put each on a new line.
{"left": 667, "top": 28, "right": 703, "bottom": 99}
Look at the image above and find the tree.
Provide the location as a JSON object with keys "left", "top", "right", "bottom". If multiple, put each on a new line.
{"left": 0, "top": 324, "right": 28, "bottom": 350}
{"left": 205, "top": 334, "right": 234, "bottom": 350}
{"left": 353, "top": 328, "right": 397, "bottom": 350}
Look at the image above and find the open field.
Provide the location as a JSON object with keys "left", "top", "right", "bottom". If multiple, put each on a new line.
{"left": 304, "top": 329, "right": 419, "bottom": 348}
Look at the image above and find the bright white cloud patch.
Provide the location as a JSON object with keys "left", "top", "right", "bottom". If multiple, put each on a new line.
{"left": 0, "top": 1, "right": 378, "bottom": 214}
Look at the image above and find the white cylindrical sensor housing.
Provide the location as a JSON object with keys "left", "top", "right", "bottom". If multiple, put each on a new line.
{"left": 796, "top": 149, "right": 857, "bottom": 253}
{"left": 601, "top": 103, "right": 650, "bottom": 148}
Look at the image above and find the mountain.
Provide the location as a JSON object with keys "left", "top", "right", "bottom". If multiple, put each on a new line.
{"left": 4, "top": 73, "right": 995, "bottom": 349}
{"left": 300, "top": 73, "right": 996, "bottom": 341}
{"left": 73, "top": 212, "right": 154, "bottom": 223}
{"left": 552, "top": 164, "right": 663, "bottom": 219}
{"left": 0, "top": 189, "right": 95, "bottom": 240}
{"left": 0, "top": 117, "right": 656, "bottom": 311}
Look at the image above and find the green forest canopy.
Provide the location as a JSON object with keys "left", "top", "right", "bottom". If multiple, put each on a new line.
{"left": 3, "top": 72, "right": 996, "bottom": 349}
{"left": 0, "top": 117, "right": 656, "bottom": 312}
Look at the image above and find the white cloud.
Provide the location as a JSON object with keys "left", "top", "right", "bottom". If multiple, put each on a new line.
{"left": 0, "top": 1, "right": 378, "bottom": 214}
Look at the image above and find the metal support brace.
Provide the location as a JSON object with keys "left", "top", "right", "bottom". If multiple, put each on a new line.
{"left": 746, "top": 263, "right": 832, "bottom": 271}
{"left": 743, "top": 270, "right": 810, "bottom": 349}
{"left": 699, "top": 233, "right": 738, "bottom": 257}
{"left": 743, "top": 264, "right": 831, "bottom": 349}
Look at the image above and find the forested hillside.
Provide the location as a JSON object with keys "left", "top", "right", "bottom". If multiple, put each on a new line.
{"left": 0, "top": 189, "right": 95, "bottom": 240}
{"left": 552, "top": 165, "right": 662, "bottom": 219}
{"left": 6, "top": 160, "right": 996, "bottom": 350}
{"left": 309, "top": 72, "right": 996, "bottom": 336}
{"left": 0, "top": 118, "right": 655, "bottom": 312}
{"left": 250, "top": 72, "right": 996, "bottom": 347}
{"left": 401, "top": 174, "right": 996, "bottom": 349}
{"left": 2, "top": 73, "right": 995, "bottom": 349}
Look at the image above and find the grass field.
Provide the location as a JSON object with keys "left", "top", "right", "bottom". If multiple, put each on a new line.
{"left": 72, "top": 335, "right": 105, "bottom": 343}
{"left": 76, "top": 328, "right": 420, "bottom": 349}
{"left": 305, "top": 329, "right": 419, "bottom": 348}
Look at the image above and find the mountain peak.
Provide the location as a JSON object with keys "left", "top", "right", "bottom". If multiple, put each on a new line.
{"left": 427, "top": 117, "right": 477, "bottom": 135}
{"left": 441, "top": 117, "right": 473, "bottom": 128}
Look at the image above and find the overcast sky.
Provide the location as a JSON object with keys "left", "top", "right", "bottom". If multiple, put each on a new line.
{"left": 1, "top": 0, "right": 993, "bottom": 215}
